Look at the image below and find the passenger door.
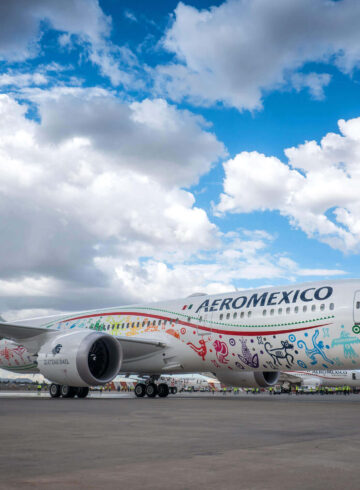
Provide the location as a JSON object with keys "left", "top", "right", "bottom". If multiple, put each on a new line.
{"left": 354, "top": 291, "right": 360, "bottom": 324}
{"left": 198, "top": 312, "right": 212, "bottom": 337}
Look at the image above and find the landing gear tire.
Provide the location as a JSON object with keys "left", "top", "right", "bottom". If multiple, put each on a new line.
{"left": 77, "top": 387, "right": 89, "bottom": 398}
{"left": 157, "top": 383, "right": 169, "bottom": 398}
{"left": 61, "top": 385, "right": 77, "bottom": 398}
{"left": 170, "top": 387, "right": 178, "bottom": 395}
{"left": 135, "top": 383, "right": 146, "bottom": 398}
{"left": 49, "top": 383, "right": 61, "bottom": 398}
{"left": 146, "top": 383, "right": 157, "bottom": 398}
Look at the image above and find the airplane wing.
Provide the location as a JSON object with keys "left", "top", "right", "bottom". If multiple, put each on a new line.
{"left": 0, "top": 321, "right": 167, "bottom": 360}
{"left": 114, "top": 336, "right": 167, "bottom": 359}
{"left": 0, "top": 321, "right": 54, "bottom": 341}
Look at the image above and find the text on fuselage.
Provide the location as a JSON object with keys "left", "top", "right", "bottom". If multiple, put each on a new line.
{"left": 195, "top": 286, "right": 333, "bottom": 313}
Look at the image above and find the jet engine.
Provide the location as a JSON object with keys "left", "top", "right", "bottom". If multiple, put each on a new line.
{"left": 37, "top": 330, "right": 122, "bottom": 387}
{"left": 214, "top": 370, "right": 279, "bottom": 388}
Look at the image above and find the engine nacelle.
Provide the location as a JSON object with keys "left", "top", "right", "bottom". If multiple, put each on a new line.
{"left": 37, "top": 330, "right": 122, "bottom": 387}
{"left": 214, "top": 371, "right": 279, "bottom": 388}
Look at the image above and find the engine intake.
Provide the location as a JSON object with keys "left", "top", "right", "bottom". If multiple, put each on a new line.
{"left": 37, "top": 330, "right": 122, "bottom": 387}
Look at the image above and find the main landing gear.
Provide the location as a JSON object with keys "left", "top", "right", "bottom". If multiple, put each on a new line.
{"left": 49, "top": 384, "right": 89, "bottom": 399}
{"left": 134, "top": 382, "right": 175, "bottom": 398}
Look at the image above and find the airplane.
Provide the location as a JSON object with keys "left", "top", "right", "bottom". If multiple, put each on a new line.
{"left": 279, "top": 370, "right": 360, "bottom": 389}
{"left": 1, "top": 278, "right": 360, "bottom": 398}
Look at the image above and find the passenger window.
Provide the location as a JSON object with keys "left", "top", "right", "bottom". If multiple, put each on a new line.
{"left": 137, "top": 322, "right": 139, "bottom": 328}
{"left": 320, "top": 304, "right": 325, "bottom": 311}
{"left": 294, "top": 306, "right": 299, "bottom": 313}
{"left": 286, "top": 307, "right": 290, "bottom": 314}
{"left": 357, "top": 302, "right": 360, "bottom": 309}
{"left": 153, "top": 320, "right": 156, "bottom": 326}
{"left": 112, "top": 325, "right": 115, "bottom": 330}
{"left": 233, "top": 312, "right": 237, "bottom": 319}
{"left": 240, "top": 312, "right": 245, "bottom": 318}
{"left": 158, "top": 320, "right": 161, "bottom": 325}
{"left": 329, "top": 303, "right": 334, "bottom": 311}
{"left": 270, "top": 309, "right": 274, "bottom": 316}
{"left": 187, "top": 317, "right": 191, "bottom": 322}
{"left": 226, "top": 313, "right": 230, "bottom": 320}
{"left": 262, "top": 310, "right": 266, "bottom": 316}
{"left": 311, "top": 304, "right": 316, "bottom": 312}
{"left": 278, "top": 308, "right": 282, "bottom": 315}
{"left": 247, "top": 311, "right": 251, "bottom": 317}
{"left": 220, "top": 314, "right": 223, "bottom": 320}
{"left": 303, "top": 306, "right": 307, "bottom": 312}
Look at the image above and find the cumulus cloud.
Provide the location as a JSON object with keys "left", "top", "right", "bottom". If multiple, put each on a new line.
{"left": 0, "top": 93, "right": 343, "bottom": 320}
{"left": 291, "top": 72, "right": 331, "bottom": 100}
{"left": 217, "top": 116, "right": 360, "bottom": 252}
{"left": 156, "top": 0, "right": 360, "bottom": 110}
{"left": 0, "top": 0, "right": 141, "bottom": 88}
{"left": 0, "top": 93, "right": 222, "bottom": 315}
{"left": 0, "top": 0, "right": 109, "bottom": 60}
{"left": 36, "top": 95, "right": 226, "bottom": 187}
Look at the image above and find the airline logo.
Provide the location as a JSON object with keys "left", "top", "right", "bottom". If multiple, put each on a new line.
{"left": 182, "top": 304, "right": 193, "bottom": 310}
{"left": 195, "top": 286, "right": 333, "bottom": 313}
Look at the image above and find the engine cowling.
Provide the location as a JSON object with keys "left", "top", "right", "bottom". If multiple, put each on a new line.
{"left": 37, "top": 330, "right": 122, "bottom": 387}
{"left": 214, "top": 371, "right": 279, "bottom": 388}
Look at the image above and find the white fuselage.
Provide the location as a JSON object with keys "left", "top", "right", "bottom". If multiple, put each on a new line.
{"left": 1, "top": 279, "right": 360, "bottom": 379}
{"left": 286, "top": 370, "right": 360, "bottom": 388}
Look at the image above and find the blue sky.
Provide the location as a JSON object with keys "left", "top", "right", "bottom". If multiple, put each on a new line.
{"left": 1, "top": 0, "right": 360, "bottom": 320}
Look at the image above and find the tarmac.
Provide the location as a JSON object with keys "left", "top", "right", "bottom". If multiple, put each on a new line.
{"left": 0, "top": 392, "right": 360, "bottom": 490}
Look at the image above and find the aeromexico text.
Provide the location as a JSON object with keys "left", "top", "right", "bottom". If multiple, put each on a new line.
{"left": 195, "top": 286, "right": 333, "bottom": 313}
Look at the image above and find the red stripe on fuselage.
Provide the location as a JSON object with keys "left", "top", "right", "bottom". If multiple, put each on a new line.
{"left": 58, "top": 311, "right": 332, "bottom": 337}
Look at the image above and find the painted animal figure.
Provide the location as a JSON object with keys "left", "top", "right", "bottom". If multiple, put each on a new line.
{"left": 237, "top": 339, "right": 259, "bottom": 368}
{"left": 187, "top": 339, "right": 207, "bottom": 361}
{"left": 297, "top": 330, "right": 333, "bottom": 366}
{"left": 264, "top": 340, "right": 294, "bottom": 369}
{"left": 213, "top": 340, "right": 229, "bottom": 364}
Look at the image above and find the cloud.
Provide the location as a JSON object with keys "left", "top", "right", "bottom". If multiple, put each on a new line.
{"left": 156, "top": 0, "right": 360, "bottom": 110}
{"left": 36, "top": 95, "right": 226, "bottom": 187}
{"left": 216, "top": 116, "right": 360, "bottom": 252}
{"left": 0, "top": 0, "right": 110, "bottom": 61}
{"left": 291, "top": 72, "right": 331, "bottom": 100}
{"left": 0, "top": 93, "right": 343, "bottom": 320}
{"left": 0, "top": 93, "right": 224, "bottom": 314}
{"left": 0, "top": 0, "right": 141, "bottom": 88}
